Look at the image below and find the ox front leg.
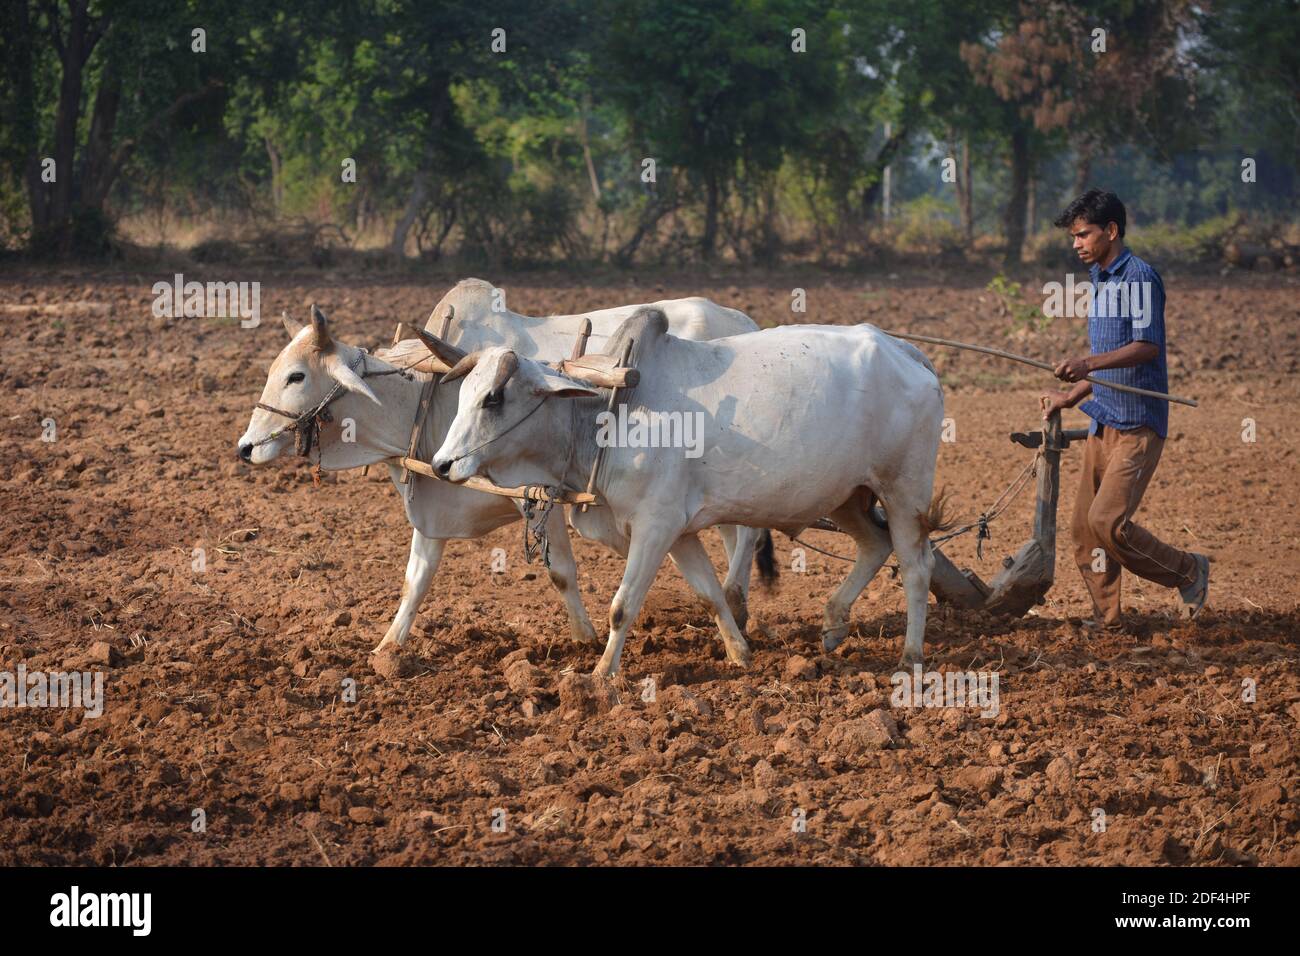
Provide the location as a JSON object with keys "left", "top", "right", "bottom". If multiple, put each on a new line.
{"left": 594, "top": 524, "right": 679, "bottom": 678}
{"left": 670, "top": 533, "right": 751, "bottom": 667}
{"left": 374, "top": 528, "right": 446, "bottom": 653}
{"left": 541, "top": 504, "right": 598, "bottom": 644}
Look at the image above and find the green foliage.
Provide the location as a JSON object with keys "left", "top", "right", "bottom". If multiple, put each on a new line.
{"left": 987, "top": 273, "right": 1050, "bottom": 331}
{"left": 1129, "top": 214, "right": 1243, "bottom": 264}
{"left": 0, "top": 0, "right": 1295, "bottom": 262}
{"left": 894, "top": 195, "right": 964, "bottom": 252}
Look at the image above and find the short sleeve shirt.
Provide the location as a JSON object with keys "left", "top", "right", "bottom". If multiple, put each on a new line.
{"left": 1077, "top": 248, "right": 1170, "bottom": 438}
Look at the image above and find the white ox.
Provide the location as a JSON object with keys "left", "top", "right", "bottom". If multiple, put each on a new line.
{"left": 236, "top": 280, "right": 766, "bottom": 655}
{"left": 429, "top": 307, "right": 948, "bottom": 676}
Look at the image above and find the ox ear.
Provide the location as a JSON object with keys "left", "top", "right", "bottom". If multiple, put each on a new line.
{"left": 535, "top": 372, "right": 600, "bottom": 400}
{"left": 309, "top": 304, "right": 332, "bottom": 351}
{"left": 282, "top": 310, "right": 305, "bottom": 339}
{"left": 324, "top": 352, "right": 381, "bottom": 405}
{"left": 413, "top": 326, "right": 467, "bottom": 368}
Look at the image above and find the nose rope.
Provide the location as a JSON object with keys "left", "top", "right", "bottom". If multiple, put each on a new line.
{"left": 444, "top": 394, "right": 551, "bottom": 465}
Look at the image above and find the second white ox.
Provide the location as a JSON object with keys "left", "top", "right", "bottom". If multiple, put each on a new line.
{"left": 429, "top": 307, "right": 948, "bottom": 677}
{"left": 236, "top": 280, "right": 765, "bottom": 655}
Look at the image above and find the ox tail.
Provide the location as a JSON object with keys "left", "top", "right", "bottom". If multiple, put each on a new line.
{"left": 920, "top": 486, "right": 957, "bottom": 536}
{"left": 756, "top": 529, "right": 778, "bottom": 587}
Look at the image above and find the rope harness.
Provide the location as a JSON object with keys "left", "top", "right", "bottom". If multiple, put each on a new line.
{"left": 517, "top": 399, "right": 583, "bottom": 569}
{"left": 793, "top": 422, "right": 1046, "bottom": 565}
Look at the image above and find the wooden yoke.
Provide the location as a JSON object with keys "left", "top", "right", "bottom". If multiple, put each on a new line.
{"left": 397, "top": 305, "right": 453, "bottom": 484}
{"left": 580, "top": 337, "right": 635, "bottom": 512}
{"left": 554, "top": 318, "right": 640, "bottom": 389}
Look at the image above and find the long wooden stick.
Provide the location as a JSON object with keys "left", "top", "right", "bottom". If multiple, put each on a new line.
{"left": 884, "top": 330, "right": 1198, "bottom": 408}
{"left": 391, "top": 456, "right": 598, "bottom": 505}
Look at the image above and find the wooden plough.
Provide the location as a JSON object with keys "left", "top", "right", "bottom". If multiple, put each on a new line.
{"left": 875, "top": 328, "right": 1194, "bottom": 617}
{"left": 924, "top": 410, "right": 1088, "bottom": 617}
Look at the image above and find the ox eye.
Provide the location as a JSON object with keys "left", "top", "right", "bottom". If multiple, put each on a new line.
{"left": 482, "top": 390, "right": 503, "bottom": 410}
{"left": 287, "top": 372, "right": 305, "bottom": 385}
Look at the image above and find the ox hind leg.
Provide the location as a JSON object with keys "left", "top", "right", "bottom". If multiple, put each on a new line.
{"left": 876, "top": 486, "right": 937, "bottom": 667}
{"left": 669, "top": 532, "right": 752, "bottom": 668}
{"left": 540, "top": 504, "right": 599, "bottom": 644}
{"left": 822, "top": 490, "right": 894, "bottom": 653}
{"left": 374, "top": 528, "right": 446, "bottom": 653}
{"left": 717, "top": 525, "right": 758, "bottom": 632}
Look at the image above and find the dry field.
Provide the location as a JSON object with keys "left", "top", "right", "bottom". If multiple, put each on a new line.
{"left": 1, "top": 265, "right": 1296, "bottom": 865}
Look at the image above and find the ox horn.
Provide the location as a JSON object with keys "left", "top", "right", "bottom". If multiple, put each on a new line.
{"left": 309, "top": 304, "right": 332, "bottom": 350}
{"left": 413, "top": 326, "right": 468, "bottom": 368}
{"left": 489, "top": 350, "right": 519, "bottom": 396}
{"left": 440, "top": 350, "right": 482, "bottom": 383}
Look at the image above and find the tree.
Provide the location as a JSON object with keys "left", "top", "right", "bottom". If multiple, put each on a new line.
{"left": 599, "top": 0, "right": 839, "bottom": 261}
{"left": 963, "top": 0, "right": 1201, "bottom": 264}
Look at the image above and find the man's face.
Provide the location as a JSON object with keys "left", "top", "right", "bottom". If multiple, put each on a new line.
{"left": 1067, "top": 218, "right": 1117, "bottom": 265}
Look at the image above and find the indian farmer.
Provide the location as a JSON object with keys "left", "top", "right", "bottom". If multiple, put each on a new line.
{"left": 1042, "top": 189, "right": 1210, "bottom": 629}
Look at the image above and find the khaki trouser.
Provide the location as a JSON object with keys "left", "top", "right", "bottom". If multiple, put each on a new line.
{"left": 1071, "top": 424, "right": 1198, "bottom": 624}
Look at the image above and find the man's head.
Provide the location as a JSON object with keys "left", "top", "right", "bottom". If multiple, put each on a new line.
{"left": 1054, "top": 189, "right": 1126, "bottom": 266}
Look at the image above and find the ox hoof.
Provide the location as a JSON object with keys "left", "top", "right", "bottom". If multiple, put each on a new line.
{"left": 725, "top": 587, "right": 749, "bottom": 633}
{"left": 726, "top": 643, "right": 752, "bottom": 668}
{"left": 372, "top": 648, "right": 415, "bottom": 680}
{"left": 822, "top": 625, "right": 850, "bottom": 653}
{"left": 372, "top": 635, "right": 402, "bottom": 655}
{"left": 570, "top": 620, "right": 600, "bottom": 645}
{"left": 898, "top": 650, "right": 925, "bottom": 669}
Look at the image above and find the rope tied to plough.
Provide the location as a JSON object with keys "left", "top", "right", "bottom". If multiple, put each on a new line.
{"left": 930, "top": 445, "right": 1042, "bottom": 558}
{"left": 792, "top": 435, "right": 1045, "bottom": 565}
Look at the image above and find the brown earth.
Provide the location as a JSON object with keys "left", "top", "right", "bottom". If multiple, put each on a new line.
{"left": 0, "top": 265, "right": 1297, "bottom": 866}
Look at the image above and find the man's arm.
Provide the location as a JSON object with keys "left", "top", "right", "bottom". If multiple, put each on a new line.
{"left": 1054, "top": 341, "right": 1159, "bottom": 382}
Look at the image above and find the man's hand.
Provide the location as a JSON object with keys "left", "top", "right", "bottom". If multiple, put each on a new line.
{"left": 1042, "top": 390, "right": 1071, "bottom": 420}
{"left": 1042, "top": 380, "right": 1092, "bottom": 420}
{"left": 1054, "top": 355, "right": 1093, "bottom": 382}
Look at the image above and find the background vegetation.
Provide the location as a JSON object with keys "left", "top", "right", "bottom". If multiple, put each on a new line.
{"left": 1, "top": 0, "right": 1296, "bottom": 268}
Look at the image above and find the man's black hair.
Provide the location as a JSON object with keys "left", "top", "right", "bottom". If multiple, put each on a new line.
{"left": 1053, "top": 189, "right": 1126, "bottom": 238}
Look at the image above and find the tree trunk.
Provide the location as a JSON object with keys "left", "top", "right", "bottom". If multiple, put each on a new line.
{"left": 615, "top": 196, "right": 675, "bottom": 266}
{"left": 390, "top": 168, "right": 430, "bottom": 257}
{"left": 1026, "top": 168, "right": 1036, "bottom": 239}
{"left": 951, "top": 130, "right": 974, "bottom": 244}
{"left": 82, "top": 64, "right": 122, "bottom": 210}
{"left": 48, "top": 2, "right": 93, "bottom": 253}
{"left": 265, "top": 137, "right": 284, "bottom": 213}
{"left": 1003, "top": 124, "right": 1030, "bottom": 266}
{"left": 701, "top": 171, "right": 720, "bottom": 260}
{"left": 389, "top": 75, "right": 452, "bottom": 258}
{"left": 1073, "top": 144, "right": 1093, "bottom": 197}
{"left": 4, "top": 0, "right": 47, "bottom": 232}
{"left": 860, "top": 123, "right": 910, "bottom": 220}
{"left": 579, "top": 94, "right": 601, "bottom": 203}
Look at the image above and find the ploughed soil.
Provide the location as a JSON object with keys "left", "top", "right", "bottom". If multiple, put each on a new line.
{"left": 0, "top": 264, "right": 1296, "bottom": 866}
